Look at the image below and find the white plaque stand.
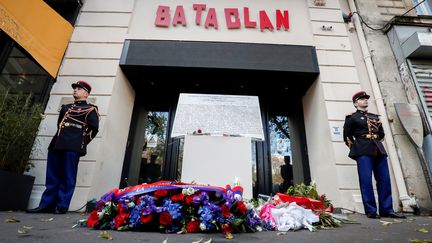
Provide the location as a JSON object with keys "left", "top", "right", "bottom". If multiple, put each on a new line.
{"left": 181, "top": 135, "right": 253, "bottom": 199}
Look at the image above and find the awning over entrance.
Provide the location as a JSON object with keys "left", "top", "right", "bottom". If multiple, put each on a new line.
{"left": 120, "top": 40, "right": 319, "bottom": 111}
{"left": 121, "top": 40, "right": 319, "bottom": 74}
{"left": 0, "top": 0, "right": 73, "bottom": 77}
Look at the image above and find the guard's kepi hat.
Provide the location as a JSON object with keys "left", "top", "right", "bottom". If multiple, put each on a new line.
{"left": 352, "top": 90, "right": 370, "bottom": 102}
{"left": 71, "top": 80, "right": 92, "bottom": 93}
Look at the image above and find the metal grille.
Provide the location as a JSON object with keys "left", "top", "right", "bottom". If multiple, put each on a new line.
{"left": 411, "top": 60, "right": 432, "bottom": 122}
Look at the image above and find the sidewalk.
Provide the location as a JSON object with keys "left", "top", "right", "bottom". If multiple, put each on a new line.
{"left": 0, "top": 212, "right": 431, "bottom": 243}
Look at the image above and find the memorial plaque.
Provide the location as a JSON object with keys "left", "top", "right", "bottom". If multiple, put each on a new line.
{"left": 171, "top": 93, "right": 264, "bottom": 140}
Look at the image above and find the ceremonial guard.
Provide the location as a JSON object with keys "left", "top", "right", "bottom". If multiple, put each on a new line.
{"left": 28, "top": 80, "right": 99, "bottom": 214}
{"left": 343, "top": 91, "right": 405, "bottom": 219}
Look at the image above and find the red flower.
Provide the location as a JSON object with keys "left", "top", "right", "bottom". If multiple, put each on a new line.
{"left": 114, "top": 212, "right": 129, "bottom": 229}
{"left": 221, "top": 224, "right": 234, "bottom": 234}
{"left": 171, "top": 193, "right": 185, "bottom": 202}
{"left": 221, "top": 205, "right": 231, "bottom": 218}
{"left": 87, "top": 211, "right": 99, "bottom": 228}
{"left": 140, "top": 214, "right": 154, "bottom": 224}
{"left": 97, "top": 201, "right": 104, "bottom": 209}
{"left": 117, "top": 203, "right": 128, "bottom": 214}
{"left": 186, "top": 220, "right": 201, "bottom": 233}
{"left": 197, "top": 129, "right": 202, "bottom": 133}
{"left": 236, "top": 201, "right": 247, "bottom": 215}
{"left": 154, "top": 190, "right": 169, "bottom": 200}
{"left": 185, "top": 195, "right": 195, "bottom": 205}
{"left": 159, "top": 211, "right": 173, "bottom": 225}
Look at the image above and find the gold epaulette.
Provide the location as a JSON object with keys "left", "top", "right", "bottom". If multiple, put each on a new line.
{"left": 88, "top": 103, "right": 100, "bottom": 117}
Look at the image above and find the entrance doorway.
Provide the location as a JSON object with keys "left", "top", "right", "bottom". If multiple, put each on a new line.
{"left": 121, "top": 93, "right": 311, "bottom": 196}
{"left": 119, "top": 39, "right": 318, "bottom": 195}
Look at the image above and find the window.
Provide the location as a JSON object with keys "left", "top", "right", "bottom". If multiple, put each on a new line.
{"left": 44, "top": 0, "right": 82, "bottom": 25}
{"left": 413, "top": 0, "right": 432, "bottom": 16}
{"left": 0, "top": 31, "right": 53, "bottom": 105}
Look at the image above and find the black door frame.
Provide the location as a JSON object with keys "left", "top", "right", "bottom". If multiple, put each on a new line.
{"left": 119, "top": 40, "right": 319, "bottom": 193}
{"left": 121, "top": 92, "right": 312, "bottom": 196}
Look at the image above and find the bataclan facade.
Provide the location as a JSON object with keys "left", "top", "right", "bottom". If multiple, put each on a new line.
{"left": 25, "top": 0, "right": 430, "bottom": 213}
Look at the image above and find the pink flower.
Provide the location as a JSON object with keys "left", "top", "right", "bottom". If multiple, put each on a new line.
{"left": 259, "top": 203, "right": 276, "bottom": 226}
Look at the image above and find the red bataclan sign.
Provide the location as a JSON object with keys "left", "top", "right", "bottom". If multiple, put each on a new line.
{"left": 155, "top": 4, "right": 289, "bottom": 31}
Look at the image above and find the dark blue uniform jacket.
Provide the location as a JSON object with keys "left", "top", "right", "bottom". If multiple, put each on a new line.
{"left": 343, "top": 110, "right": 387, "bottom": 159}
{"left": 48, "top": 100, "right": 99, "bottom": 156}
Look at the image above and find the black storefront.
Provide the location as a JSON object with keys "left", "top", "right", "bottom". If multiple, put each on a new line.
{"left": 119, "top": 40, "right": 319, "bottom": 196}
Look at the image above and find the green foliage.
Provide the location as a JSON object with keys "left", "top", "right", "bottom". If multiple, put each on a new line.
{"left": 287, "top": 182, "right": 318, "bottom": 198}
{"left": 0, "top": 91, "right": 43, "bottom": 174}
{"left": 269, "top": 116, "right": 290, "bottom": 139}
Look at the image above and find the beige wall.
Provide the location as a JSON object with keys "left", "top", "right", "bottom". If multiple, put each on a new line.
{"left": 28, "top": 0, "right": 401, "bottom": 212}
{"left": 128, "top": 0, "right": 313, "bottom": 45}
{"left": 28, "top": 0, "right": 136, "bottom": 210}
{"left": 304, "top": 0, "right": 401, "bottom": 212}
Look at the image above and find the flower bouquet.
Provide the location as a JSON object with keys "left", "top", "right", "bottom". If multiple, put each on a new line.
{"left": 259, "top": 182, "right": 355, "bottom": 230}
{"left": 86, "top": 181, "right": 262, "bottom": 236}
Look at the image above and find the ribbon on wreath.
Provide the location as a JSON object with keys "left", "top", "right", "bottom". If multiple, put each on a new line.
{"left": 99, "top": 181, "right": 232, "bottom": 202}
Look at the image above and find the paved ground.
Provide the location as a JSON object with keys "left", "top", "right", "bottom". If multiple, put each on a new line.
{"left": 0, "top": 212, "right": 431, "bottom": 243}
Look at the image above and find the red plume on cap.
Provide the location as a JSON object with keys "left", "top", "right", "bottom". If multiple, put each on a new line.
{"left": 352, "top": 90, "right": 370, "bottom": 102}
{"left": 71, "top": 80, "right": 92, "bottom": 93}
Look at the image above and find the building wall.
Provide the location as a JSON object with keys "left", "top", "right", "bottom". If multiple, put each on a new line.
{"left": 28, "top": 0, "right": 405, "bottom": 212}
{"left": 305, "top": 0, "right": 399, "bottom": 212}
{"left": 353, "top": 0, "right": 432, "bottom": 210}
{"left": 28, "top": 0, "right": 136, "bottom": 210}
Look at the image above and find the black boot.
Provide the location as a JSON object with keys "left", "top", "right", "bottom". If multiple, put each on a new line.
{"left": 26, "top": 206, "right": 55, "bottom": 213}
{"left": 380, "top": 212, "right": 406, "bottom": 219}
{"left": 366, "top": 213, "right": 380, "bottom": 219}
{"left": 54, "top": 208, "right": 68, "bottom": 214}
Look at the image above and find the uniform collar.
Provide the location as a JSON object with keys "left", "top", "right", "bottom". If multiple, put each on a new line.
{"left": 74, "top": 100, "right": 88, "bottom": 105}
{"left": 356, "top": 109, "right": 367, "bottom": 114}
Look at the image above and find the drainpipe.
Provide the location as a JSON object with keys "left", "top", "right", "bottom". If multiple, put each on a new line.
{"left": 347, "top": 0, "right": 413, "bottom": 212}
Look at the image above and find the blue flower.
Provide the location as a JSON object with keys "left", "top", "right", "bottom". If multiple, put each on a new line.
{"left": 162, "top": 199, "right": 182, "bottom": 220}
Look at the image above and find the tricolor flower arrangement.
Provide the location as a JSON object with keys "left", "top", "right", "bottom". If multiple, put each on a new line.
{"left": 86, "top": 181, "right": 262, "bottom": 235}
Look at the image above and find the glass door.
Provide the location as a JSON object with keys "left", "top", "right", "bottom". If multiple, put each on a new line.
{"left": 268, "top": 115, "right": 292, "bottom": 194}
{"left": 138, "top": 111, "right": 168, "bottom": 184}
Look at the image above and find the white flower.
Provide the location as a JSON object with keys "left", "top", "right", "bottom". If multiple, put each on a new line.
{"left": 97, "top": 211, "right": 104, "bottom": 219}
{"left": 182, "top": 187, "right": 196, "bottom": 196}
{"left": 310, "top": 180, "right": 316, "bottom": 187}
{"left": 199, "top": 223, "right": 207, "bottom": 231}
